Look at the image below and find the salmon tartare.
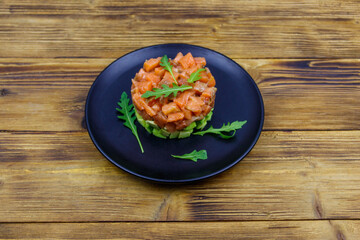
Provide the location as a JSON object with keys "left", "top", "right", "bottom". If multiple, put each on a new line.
{"left": 131, "top": 52, "right": 217, "bottom": 138}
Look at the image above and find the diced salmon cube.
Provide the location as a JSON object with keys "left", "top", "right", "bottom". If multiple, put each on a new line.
{"left": 154, "top": 112, "right": 168, "bottom": 127}
{"left": 136, "top": 68, "right": 147, "bottom": 81}
{"left": 133, "top": 93, "right": 156, "bottom": 116}
{"left": 146, "top": 73, "right": 161, "bottom": 84}
{"left": 192, "top": 96, "right": 205, "bottom": 105}
{"left": 132, "top": 93, "right": 144, "bottom": 111}
{"left": 162, "top": 102, "right": 180, "bottom": 115}
{"left": 154, "top": 67, "right": 165, "bottom": 78}
{"left": 163, "top": 71, "right": 179, "bottom": 81}
{"left": 201, "top": 87, "right": 216, "bottom": 99}
{"left": 137, "top": 81, "right": 153, "bottom": 94}
{"left": 173, "top": 52, "right": 184, "bottom": 63}
{"left": 143, "top": 58, "right": 160, "bottom": 72}
{"left": 194, "top": 57, "right": 206, "bottom": 67}
{"left": 151, "top": 103, "right": 161, "bottom": 112}
{"left": 202, "top": 105, "right": 212, "bottom": 115}
{"left": 174, "top": 90, "right": 193, "bottom": 108}
{"left": 147, "top": 98, "right": 157, "bottom": 106}
{"left": 131, "top": 80, "right": 140, "bottom": 94}
{"left": 183, "top": 108, "right": 192, "bottom": 120}
{"left": 177, "top": 78, "right": 188, "bottom": 85}
{"left": 163, "top": 71, "right": 172, "bottom": 80}
{"left": 207, "top": 76, "right": 216, "bottom": 87}
{"left": 185, "top": 96, "right": 204, "bottom": 113}
{"left": 143, "top": 104, "right": 156, "bottom": 117}
{"left": 159, "top": 96, "right": 169, "bottom": 105}
{"left": 184, "top": 64, "right": 200, "bottom": 76}
{"left": 194, "top": 81, "right": 208, "bottom": 93}
{"left": 179, "top": 52, "right": 196, "bottom": 69}
{"left": 167, "top": 112, "right": 185, "bottom": 122}
{"left": 199, "top": 71, "right": 209, "bottom": 83}
{"left": 159, "top": 78, "right": 175, "bottom": 86}
{"left": 177, "top": 72, "right": 189, "bottom": 85}
{"left": 179, "top": 71, "right": 189, "bottom": 79}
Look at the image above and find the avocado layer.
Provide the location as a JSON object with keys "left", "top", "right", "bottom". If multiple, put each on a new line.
{"left": 135, "top": 109, "right": 213, "bottom": 139}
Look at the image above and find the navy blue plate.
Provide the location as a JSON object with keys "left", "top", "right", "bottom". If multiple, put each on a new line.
{"left": 85, "top": 44, "right": 264, "bottom": 183}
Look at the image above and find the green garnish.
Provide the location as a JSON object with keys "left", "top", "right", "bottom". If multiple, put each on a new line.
{"left": 116, "top": 92, "right": 144, "bottom": 153}
{"left": 193, "top": 120, "right": 247, "bottom": 139}
{"left": 187, "top": 68, "right": 205, "bottom": 83}
{"left": 160, "top": 55, "right": 178, "bottom": 85}
{"left": 141, "top": 83, "right": 192, "bottom": 99}
{"left": 171, "top": 150, "right": 208, "bottom": 162}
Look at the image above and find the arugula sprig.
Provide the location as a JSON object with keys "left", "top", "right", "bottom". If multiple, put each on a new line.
{"left": 187, "top": 68, "right": 205, "bottom": 83}
{"left": 116, "top": 92, "right": 144, "bottom": 153}
{"left": 160, "top": 55, "right": 178, "bottom": 85}
{"left": 141, "top": 83, "right": 192, "bottom": 99}
{"left": 172, "top": 150, "right": 207, "bottom": 162}
{"left": 193, "top": 121, "right": 247, "bottom": 139}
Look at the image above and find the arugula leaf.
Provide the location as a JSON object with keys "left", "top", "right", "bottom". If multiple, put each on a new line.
{"left": 160, "top": 55, "right": 178, "bottom": 85}
{"left": 171, "top": 150, "right": 207, "bottom": 162}
{"left": 142, "top": 83, "right": 192, "bottom": 99}
{"left": 187, "top": 68, "right": 205, "bottom": 83}
{"left": 116, "top": 92, "right": 144, "bottom": 153}
{"left": 193, "top": 120, "right": 247, "bottom": 139}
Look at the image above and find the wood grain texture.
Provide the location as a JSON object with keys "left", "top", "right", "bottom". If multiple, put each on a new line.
{"left": 0, "top": 0, "right": 360, "bottom": 58}
{"left": 0, "top": 131, "right": 359, "bottom": 222}
{"left": 1, "top": 58, "right": 359, "bottom": 131}
{"left": 2, "top": 0, "right": 359, "bottom": 17}
{"left": 1, "top": 0, "right": 360, "bottom": 236}
{"left": 0, "top": 220, "right": 355, "bottom": 240}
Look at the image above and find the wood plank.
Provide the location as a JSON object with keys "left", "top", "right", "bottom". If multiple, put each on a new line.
{"left": 0, "top": 0, "right": 359, "bottom": 58}
{"left": 243, "top": 59, "right": 360, "bottom": 130}
{"left": 1, "top": 0, "right": 359, "bottom": 17}
{"left": 1, "top": 58, "right": 359, "bottom": 131}
{"left": 0, "top": 58, "right": 111, "bottom": 131}
{"left": 0, "top": 220, "right": 356, "bottom": 240}
{"left": 0, "top": 131, "right": 359, "bottom": 222}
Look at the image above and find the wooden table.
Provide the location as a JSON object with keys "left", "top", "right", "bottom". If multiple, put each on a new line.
{"left": 1, "top": 1, "right": 360, "bottom": 239}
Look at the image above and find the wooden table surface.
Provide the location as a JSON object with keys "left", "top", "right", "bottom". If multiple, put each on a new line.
{"left": 1, "top": 0, "right": 360, "bottom": 239}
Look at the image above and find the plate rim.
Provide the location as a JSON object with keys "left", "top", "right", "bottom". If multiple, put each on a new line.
{"left": 85, "top": 43, "right": 265, "bottom": 183}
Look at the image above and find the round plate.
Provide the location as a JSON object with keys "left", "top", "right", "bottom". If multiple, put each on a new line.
{"left": 85, "top": 43, "right": 264, "bottom": 183}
